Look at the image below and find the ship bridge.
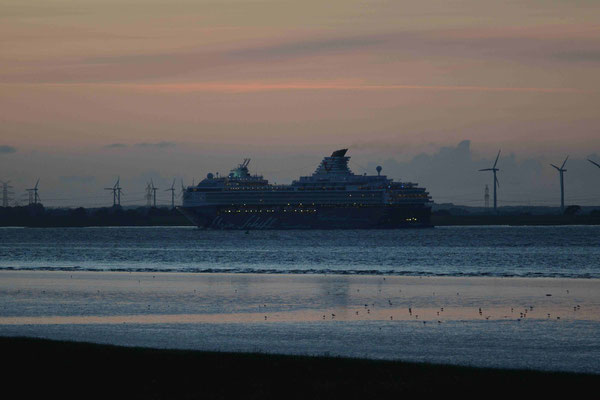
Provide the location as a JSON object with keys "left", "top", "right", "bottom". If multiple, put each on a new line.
{"left": 293, "top": 148, "right": 388, "bottom": 187}
{"left": 312, "top": 149, "right": 353, "bottom": 177}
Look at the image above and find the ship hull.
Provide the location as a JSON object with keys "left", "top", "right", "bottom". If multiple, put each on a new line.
{"left": 178, "top": 205, "right": 432, "bottom": 230}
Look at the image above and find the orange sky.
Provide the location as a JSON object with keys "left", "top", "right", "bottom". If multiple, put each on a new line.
{"left": 1, "top": 1, "right": 600, "bottom": 206}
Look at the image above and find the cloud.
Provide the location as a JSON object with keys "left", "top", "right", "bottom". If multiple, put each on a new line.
{"left": 32, "top": 81, "right": 584, "bottom": 95}
{"left": 365, "top": 141, "right": 600, "bottom": 205}
{"left": 229, "top": 34, "right": 389, "bottom": 61}
{"left": 554, "top": 51, "right": 600, "bottom": 63}
{"left": 0, "top": 145, "right": 17, "bottom": 154}
{"left": 5, "top": 24, "right": 600, "bottom": 85}
{"left": 104, "top": 142, "right": 176, "bottom": 149}
{"left": 134, "top": 141, "right": 176, "bottom": 148}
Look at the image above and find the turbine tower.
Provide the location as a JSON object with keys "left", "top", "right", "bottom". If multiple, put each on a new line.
{"left": 115, "top": 177, "right": 122, "bottom": 206}
{"left": 104, "top": 177, "right": 123, "bottom": 207}
{"left": 479, "top": 150, "right": 500, "bottom": 213}
{"left": 551, "top": 156, "right": 568, "bottom": 213}
{"left": 145, "top": 182, "right": 153, "bottom": 207}
{"left": 165, "top": 179, "right": 176, "bottom": 209}
{"left": 484, "top": 184, "right": 489, "bottom": 209}
{"left": 151, "top": 179, "right": 158, "bottom": 208}
{"left": 26, "top": 179, "right": 40, "bottom": 205}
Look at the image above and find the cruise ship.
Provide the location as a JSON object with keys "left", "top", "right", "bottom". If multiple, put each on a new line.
{"left": 179, "top": 149, "right": 432, "bottom": 229}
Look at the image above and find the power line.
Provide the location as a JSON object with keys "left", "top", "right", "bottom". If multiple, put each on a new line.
{"left": 1, "top": 180, "right": 14, "bottom": 207}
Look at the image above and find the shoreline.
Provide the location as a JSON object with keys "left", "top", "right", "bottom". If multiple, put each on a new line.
{"left": 1, "top": 215, "right": 600, "bottom": 227}
{"left": 1, "top": 267, "right": 599, "bottom": 280}
{"left": 2, "top": 337, "right": 597, "bottom": 398}
{"left": 2, "top": 271, "right": 599, "bottom": 373}
{"left": 3, "top": 268, "right": 600, "bottom": 280}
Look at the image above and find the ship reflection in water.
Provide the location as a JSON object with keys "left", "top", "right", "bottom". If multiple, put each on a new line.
{"left": 179, "top": 149, "right": 432, "bottom": 229}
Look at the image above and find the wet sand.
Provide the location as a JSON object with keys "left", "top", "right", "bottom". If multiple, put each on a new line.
{"left": 1, "top": 270, "right": 598, "bottom": 324}
{"left": 1, "top": 271, "right": 599, "bottom": 373}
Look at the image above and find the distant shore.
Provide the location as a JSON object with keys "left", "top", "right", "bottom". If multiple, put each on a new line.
{"left": 431, "top": 214, "right": 600, "bottom": 226}
{"left": 2, "top": 337, "right": 597, "bottom": 398}
{"left": 2, "top": 204, "right": 600, "bottom": 227}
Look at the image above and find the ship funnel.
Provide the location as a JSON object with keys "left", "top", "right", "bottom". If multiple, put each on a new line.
{"left": 330, "top": 149, "right": 348, "bottom": 157}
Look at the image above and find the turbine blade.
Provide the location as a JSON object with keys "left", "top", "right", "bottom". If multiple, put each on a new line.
{"left": 493, "top": 150, "right": 501, "bottom": 168}
{"left": 479, "top": 168, "right": 492, "bottom": 171}
{"left": 589, "top": 159, "right": 600, "bottom": 168}
{"left": 550, "top": 164, "right": 560, "bottom": 171}
{"left": 561, "top": 156, "right": 569, "bottom": 169}
{"left": 35, "top": 179, "right": 40, "bottom": 189}
{"left": 171, "top": 178, "right": 176, "bottom": 189}
{"left": 495, "top": 176, "right": 500, "bottom": 188}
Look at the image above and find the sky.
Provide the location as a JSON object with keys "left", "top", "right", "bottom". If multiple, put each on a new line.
{"left": 1, "top": 0, "right": 600, "bottom": 207}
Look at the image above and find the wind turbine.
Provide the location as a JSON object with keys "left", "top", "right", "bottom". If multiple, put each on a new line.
{"left": 589, "top": 159, "right": 600, "bottom": 169}
{"left": 551, "top": 157, "right": 568, "bottom": 213}
{"left": 104, "top": 177, "right": 120, "bottom": 207}
{"left": 479, "top": 150, "right": 500, "bottom": 213}
{"left": 165, "top": 179, "right": 176, "bottom": 209}
{"left": 115, "top": 177, "right": 122, "bottom": 206}
{"left": 26, "top": 179, "right": 40, "bottom": 205}
{"left": 150, "top": 179, "right": 158, "bottom": 208}
{"left": 145, "top": 182, "right": 152, "bottom": 207}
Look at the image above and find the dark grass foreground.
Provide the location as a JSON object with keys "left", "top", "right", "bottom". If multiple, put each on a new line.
{"left": 3, "top": 337, "right": 598, "bottom": 399}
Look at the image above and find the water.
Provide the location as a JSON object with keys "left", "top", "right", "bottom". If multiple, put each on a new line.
{"left": 1, "top": 225, "right": 599, "bottom": 373}
{"left": 1, "top": 272, "right": 599, "bottom": 373}
{"left": 0, "top": 226, "right": 598, "bottom": 277}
